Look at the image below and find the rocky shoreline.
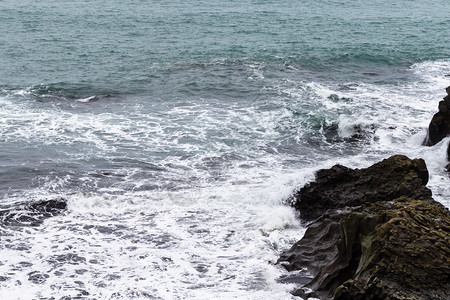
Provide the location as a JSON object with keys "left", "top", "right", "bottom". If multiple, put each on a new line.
{"left": 278, "top": 88, "right": 450, "bottom": 299}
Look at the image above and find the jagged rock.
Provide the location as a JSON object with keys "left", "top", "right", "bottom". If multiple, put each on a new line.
{"left": 424, "top": 110, "right": 450, "bottom": 146}
{"left": 292, "top": 155, "right": 431, "bottom": 221}
{"left": 0, "top": 198, "right": 67, "bottom": 226}
{"left": 281, "top": 156, "right": 449, "bottom": 299}
{"left": 278, "top": 208, "right": 350, "bottom": 291}
{"left": 279, "top": 197, "right": 450, "bottom": 300}
{"left": 423, "top": 86, "right": 450, "bottom": 146}
{"left": 336, "top": 197, "right": 450, "bottom": 300}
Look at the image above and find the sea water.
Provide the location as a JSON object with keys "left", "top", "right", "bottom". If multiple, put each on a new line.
{"left": 0, "top": 0, "right": 449, "bottom": 299}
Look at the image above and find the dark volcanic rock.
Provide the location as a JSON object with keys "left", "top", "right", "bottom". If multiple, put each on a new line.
{"left": 28, "top": 198, "right": 67, "bottom": 214}
{"left": 424, "top": 109, "right": 450, "bottom": 146}
{"left": 292, "top": 155, "right": 431, "bottom": 221}
{"left": 423, "top": 86, "right": 450, "bottom": 146}
{"left": 279, "top": 197, "right": 450, "bottom": 300}
{"left": 278, "top": 208, "right": 350, "bottom": 294}
{"left": 0, "top": 198, "right": 67, "bottom": 226}
{"left": 438, "top": 100, "right": 448, "bottom": 113}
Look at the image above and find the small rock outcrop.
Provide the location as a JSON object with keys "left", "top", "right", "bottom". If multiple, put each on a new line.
{"left": 279, "top": 156, "right": 450, "bottom": 299}
{"left": 0, "top": 198, "right": 67, "bottom": 227}
{"left": 424, "top": 86, "right": 450, "bottom": 146}
{"left": 292, "top": 155, "right": 431, "bottom": 221}
{"left": 28, "top": 198, "right": 67, "bottom": 214}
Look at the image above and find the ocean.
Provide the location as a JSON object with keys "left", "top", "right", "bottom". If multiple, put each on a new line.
{"left": 0, "top": 0, "right": 449, "bottom": 299}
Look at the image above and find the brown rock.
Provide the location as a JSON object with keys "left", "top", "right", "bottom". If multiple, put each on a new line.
{"left": 334, "top": 197, "right": 450, "bottom": 300}
{"left": 279, "top": 197, "right": 450, "bottom": 300}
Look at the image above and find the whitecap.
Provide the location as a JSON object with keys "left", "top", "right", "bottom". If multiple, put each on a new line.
{"left": 77, "top": 95, "right": 98, "bottom": 103}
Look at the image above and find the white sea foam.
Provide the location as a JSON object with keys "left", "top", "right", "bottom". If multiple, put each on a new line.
{"left": 275, "top": 59, "right": 450, "bottom": 208}
{"left": 337, "top": 114, "right": 377, "bottom": 139}
{"left": 411, "top": 59, "right": 450, "bottom": 88}
{"left": 1, "top": 59, "right": 450, "bottom": 299}
{"left": 0, "top": 169, "right": 307, "bottom": 299}
{"left": 77, "top": 95, "right": 98, "bottom": 103}
{"left": 1, "top": 85, "right": 315, "bottom": 297}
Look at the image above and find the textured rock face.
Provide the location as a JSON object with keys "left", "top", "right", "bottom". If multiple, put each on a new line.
{"left": 279, "top": 197, "right": 450, "bottom": 300}
{"left": 278, "top": 208, "right": 349, "bottom": 298}
{"left": 293, "top": 155, "right": 431, "bottom": 221}
{"left": 334, "top": 197, "right": 450, "bottom": 300}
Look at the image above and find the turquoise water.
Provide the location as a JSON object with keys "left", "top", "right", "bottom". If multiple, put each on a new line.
{"left": 0, "top": 1, "right": 449, "bottom": 299}
{"left": 1, "top": 0, "right": 448, "bottom": 89}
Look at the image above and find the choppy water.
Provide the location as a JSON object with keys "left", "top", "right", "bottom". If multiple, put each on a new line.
{"left": 1, "top": 0, "right": 449, "bottom": 299}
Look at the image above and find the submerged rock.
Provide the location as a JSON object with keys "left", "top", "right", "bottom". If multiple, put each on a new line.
{"left": 28, "top": 198, "right": 67, "bottom": 214}
{"left": 320, "top": 121, "right": 378, "bottom": 145}
{"left": 279, "top": 197, "right": 450, "bottom": 300}
{"left": 292, "top": 155, "right": 431, "bottom": 221}
{"left": 0, "top": 198, "right": 67, "bottom": 227}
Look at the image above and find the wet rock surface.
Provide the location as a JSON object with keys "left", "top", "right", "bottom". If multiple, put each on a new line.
{"left": 424, "top": 86, "right": 450, "bottom": 146}
{"left": 292, "top": 155, "right": 432, "bottom": 221}
{"left": 280, "top": 156, "right": 450, "bottom": 299}
{"left": 0, "top": 198, "right": 67, "bottom": 227}
{"left": 333, "top": 198, "right": 450, "bottom": 300}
